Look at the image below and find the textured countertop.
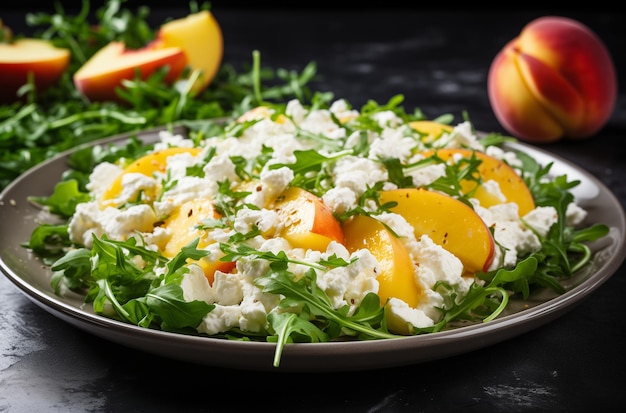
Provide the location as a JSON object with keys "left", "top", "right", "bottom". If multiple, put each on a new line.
{"left": 1, "top": 5, "right": 625, "bottom": 412}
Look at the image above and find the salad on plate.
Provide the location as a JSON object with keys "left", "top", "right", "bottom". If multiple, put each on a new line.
{"left": 24, "top": 94, "right": 609, "bottom": 366}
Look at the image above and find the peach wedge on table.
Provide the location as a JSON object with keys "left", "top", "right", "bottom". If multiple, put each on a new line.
{"left": 423, "top": 148, "right": 535, "bottom": 216}
{"left": 153, "top": 10, "right": 223, "bottom": 94}
{"left": 378, "top": 188, "right": 495, "bottom": 274}
{"left": 73, "top": 41, "right": 187, "bottom": 102}
{"left": 342, "top": 214, "right": 423, "bottom": 308}
{"left": 271, "top": 187, "right": 345, "bottom": 252}
{"left": 74, "top": 10, "right": 223, "bottom": 102}
{"left": 0, "top": 38, "right": 70, "bottom": 103}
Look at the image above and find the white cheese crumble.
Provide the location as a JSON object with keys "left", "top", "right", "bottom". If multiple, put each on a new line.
{"left": 86, "top": 162, "right": 122, "bottom": 195}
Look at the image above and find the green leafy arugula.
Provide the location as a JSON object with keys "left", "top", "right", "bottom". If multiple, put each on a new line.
{"left": 0, "top": 0, "right": 319, "bottom": 190}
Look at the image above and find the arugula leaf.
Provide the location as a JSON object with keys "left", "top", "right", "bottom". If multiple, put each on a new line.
{"left": 266, "top": 312, "right": 329, "bottom": 367}
{"left": 22, "top": 224, "right": 71, "bottom": 263}
{"left": 256, "top": 268, "right": 398, "bottom": 341}
{"left": 28, "top": 179, "right": 90, "bottom": 218}
{"left": 143, "top": 283, "right": 214, "bottom": 332}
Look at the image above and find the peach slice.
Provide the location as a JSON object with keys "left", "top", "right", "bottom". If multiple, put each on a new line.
{"left": 378, "top": 188, "right": 495, "bottom": 273}
{"left": 236, "top": 106, "right": 287, "bottom": 124}
{"left": 101, "top": 147, "right": 202, "bottom": 203}
{"left": 161, "top": 198, "right": 234, "bottom": 284}
{"left": 0, "top": 38, "right": 70, "bottom": 103}
{"left": 423, "top": 148, "right": 535, "bottom": 216}
{"left": 73, "top": 41, "right": 187, "bottom": 102}
{"left": 342, "top": 214, "right": 423, "bottom": 308}
{"left": 154, "top": 10, "right": 223, "bottom": 94}
{"left": 271, "top": 187, "right": 345, "bottom": 251}
{"left": 408, "top": 120, "right": 453, "bottom": 142}
{"left": 73, "top": 10, "right": 223, "bottom": 101}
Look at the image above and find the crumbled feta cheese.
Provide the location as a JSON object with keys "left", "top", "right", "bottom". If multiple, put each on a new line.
{"left": 482, "top": 179, "right": 507, "bottom": 203}
{"left": 181, "top": 264, "right": 213, "bottom": 303}
{"left": 197, "top": 305, "right": 243, "bottom": 335}
{"left": 69, "top": 202, "right": 157, "bottom": 247}
{"left": 153, "top": 131, "right": 194, "bottom": 151}
{"left": 234, "top": 207, "right": 281, "bottom": 236}
{"left": 166, "top": 151, "right": 201, "bottom": 180}
{"left": 413, "top": 235, "right": 466, "bottom": 290}
{"left": 142, "top": 226, "right": 170, "bottom": 251}
{"left": 86, "top": 162, "right": 122, "bottom": 195}
{"left": 368, "top": 128, "right": 417, "bottom": 161}
{"left": 386, "top": 298, "right": 434, "bottom": 329}
{"left": 373, "top": 110, "right": 403, "bottom": 128}
{"left": 211, "top": 271, "right": 244, "bottom": 306}
{"left": 332, "top": 156, "right": 388, "bottom": 195}
{"left": 316, "top": 248, "right": 380, "bottom": 312}
{"left": 157, "top": 176, "right": 215, "bottom": 209}
{"left": 299, "top": 109, "right": 339, "bottom": 136}
{"left": 447, "top": 121, "right": 484, "bottom": 150}
{"left": 245, "top": 166, "right": 294, "bottom": 209}
{"left": 286, "top": 99, "right": 307, "bottom": 123}
{"left": 566, "top": 202, "right": 587, "bottom": 226}
{"left": 329, "top": 99, "right": 359, "bottom": 123}
{"left": 204, "top": 154, "right": 240, "bottom": 184}
{"left": 523, "top": 206, "right": 558, "bottom": 237}
{"left": 484, "top": 145, "right": 524, "bottom": 169}
{"left": 479, "top": 203, "right": 543, "bottom": 271}
{"left": 108, "top": 173, "right": 158, "bottom": 207}
{"left": 408, "top": 163, "right": 447, "bottom": 188}
{"left": 322, "top": 187, "right": 357, "bottom": 215}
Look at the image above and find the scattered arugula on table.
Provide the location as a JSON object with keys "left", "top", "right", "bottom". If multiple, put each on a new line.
{"left": 0, "top": 0, "right": 318, "bottom": 190}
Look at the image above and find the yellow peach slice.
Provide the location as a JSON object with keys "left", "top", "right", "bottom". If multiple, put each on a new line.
{"left": 73, "top": 41, "right": 187, "bottom": 102}
{"left": 271, "top": 187, "right": 345, "bottom": 251}
{"left": 378, "top": 188, "right": 495, "bottom": 273}
{"left": 408, "top": 120, "right": 453, "bottom": 142}
{"left": 101, "top": 147, "right": 201, "bottom": 204}
{"left": 0, "top": 38, "right": 70, "bottom": 103}
{"left": 155, "top": 10, "right": 223, "bottom": 94}
{"left": 236, "top": 106, "right": 287, "bottom": 124}
{"left": 424, "top": 148, "right": 535, "bottom": 216}
{"left": 342, "top": 214, "right": 423, "bottom": 308}
{"left": 161, "top": 198, "right": 234, "bottom": 284}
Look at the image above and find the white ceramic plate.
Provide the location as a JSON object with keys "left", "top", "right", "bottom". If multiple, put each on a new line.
{"left": 1, "top": 127, "right": 624, "bottom": 372}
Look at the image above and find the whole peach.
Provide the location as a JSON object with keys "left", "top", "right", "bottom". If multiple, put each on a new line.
{"left": 488, "top": 16, "right": 617, "bottom": 143}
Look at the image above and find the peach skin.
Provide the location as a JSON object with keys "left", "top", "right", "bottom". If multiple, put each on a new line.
{"left": 271, "top": 186, "right": 345, "bottom": 252}
{"left": 73, "top": 41, "right": 187, "bottom": 102}
{"left": 488, "top": 16, "right": 617, "bottom": 143}
{"left": 73, "top": 10, "right": 223, "bottom": 102}
{"left": 0, "top": 38, "right": 70, "bottom": 103}
{"left": 154, "top": 10, "right": 224, "bottom": 95}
